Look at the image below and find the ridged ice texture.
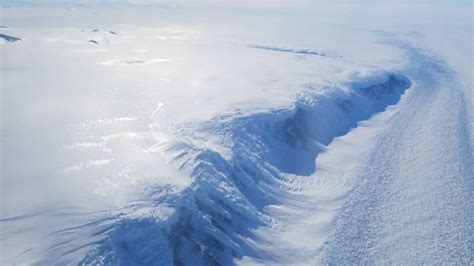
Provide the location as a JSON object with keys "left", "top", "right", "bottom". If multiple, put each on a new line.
{"left": 318, "top": 41, "right": 474, "bottom": 265}
{"left": 77, "top": 73, "right": 412, "bottom": 265}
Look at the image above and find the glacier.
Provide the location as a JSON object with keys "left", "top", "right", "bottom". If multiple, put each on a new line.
{"left": 0, "top": 1, "right": 472, "bottom": 265}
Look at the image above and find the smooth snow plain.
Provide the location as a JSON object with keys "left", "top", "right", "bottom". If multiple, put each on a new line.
{"left": 0, "top": 1, "right": 472, "bottom": 265}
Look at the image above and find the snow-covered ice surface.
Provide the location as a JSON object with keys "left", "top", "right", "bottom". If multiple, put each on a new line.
{"left": 1, "top": 1, "right": 472, "bottom": 265}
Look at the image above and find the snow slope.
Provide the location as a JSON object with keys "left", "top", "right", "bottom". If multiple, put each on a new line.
{"left": 318, "top": 39, "right": 473, "bottom": 265}
{"left": 1, "top": 1, "right": 472, "bottom": 265}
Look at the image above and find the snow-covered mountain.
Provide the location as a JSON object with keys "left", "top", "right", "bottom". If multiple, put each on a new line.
{"left": 1, "top": 1, "right": 472, "bottom": 265}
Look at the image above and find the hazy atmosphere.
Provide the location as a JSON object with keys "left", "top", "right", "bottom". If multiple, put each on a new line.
{"left": 1, "top": 0, "right": 472, "bottom": 265}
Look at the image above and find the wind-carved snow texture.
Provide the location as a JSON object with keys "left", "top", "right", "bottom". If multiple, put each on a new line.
{"left": 74, "top": 73, "right": 411, "bottom": 265}
{"left": 1, "top": 2, "right": 471, "bottom": 264}
{"left": 318, "top": 41, "right": 474, "bottom": 264}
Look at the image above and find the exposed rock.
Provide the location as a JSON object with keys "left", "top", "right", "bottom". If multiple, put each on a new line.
{"left": 0, "top": 33, "right": 21, "bottom": 42}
